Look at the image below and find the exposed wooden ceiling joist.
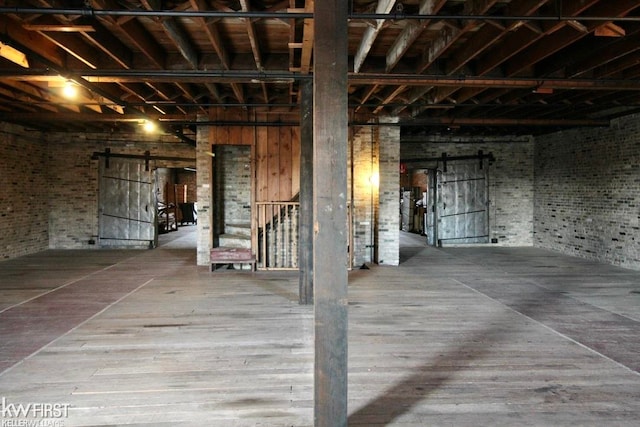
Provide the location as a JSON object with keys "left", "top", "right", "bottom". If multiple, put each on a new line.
{"left": 0, "top": 0, "right": 638, "bottom": 138}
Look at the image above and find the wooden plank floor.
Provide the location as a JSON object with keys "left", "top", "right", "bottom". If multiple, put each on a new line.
{"left": 0, "top": 228, "right": 639, "bottom": 426}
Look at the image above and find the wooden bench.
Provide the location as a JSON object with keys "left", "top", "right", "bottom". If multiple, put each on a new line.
{"left": 210, "top": 247, "right": 256, "bottom": 272}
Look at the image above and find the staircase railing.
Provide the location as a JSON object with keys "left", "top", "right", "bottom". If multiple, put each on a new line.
{"left": 256, "top": 201, "right": 300, "bottom": 270}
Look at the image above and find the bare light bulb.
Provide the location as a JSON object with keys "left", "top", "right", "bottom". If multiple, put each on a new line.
{"left": 62, "top": 81, "right": 78, "bottom": 99}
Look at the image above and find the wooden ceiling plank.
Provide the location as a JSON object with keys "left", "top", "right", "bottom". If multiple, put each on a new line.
{"left": 140, "top": 1, "right": 198, "bottom": 71}
{"left": 0, "top": 81, "right": 61, "bottom": 113}
{"left": 353, "top": 0, "right": 396, "bottom": 73}
{"left": 505, "top": 0, "right": 640, "bottom": 77}
{"left": 161, "top": 18, "right": 199, "bottom": 69}
{"left": 594, "top": 54, "right": 640, "bottom": 78}
{"left": 89, "top": 0, "right": 166, "bottom": 69}
{"left": 416, "top": 0, "right": 498, "bottom": 74}
{"left": 403, "top": 0, "right": 498, "bottom": 116}
{"left": 103, "top": 0, "right": 198, "bottom": 110}
{"left": 28, "top": 16, "right": 102, "bottom": 69}
{"left": 373, "top": 85, "right": 407, "bottom": 114}
{"left": 0, "top": 15, "right": 65, "bottom": 68}
{"left": 190, "top": 0, "right": 231, "bottom": 69}
{"left": 78, "top": 19, "right": 133, "bottom": 70}
{"left": 354, "top": 84, "right": 380, "bottom": 113}
{"left": 385, "top": 0, "right": 447, "bottom": 73}
{"left": 429, "top": 0, "right": 551, "bottom": 110}
{"left": 204, "top": 82, "right": 221, "bottom": 102}
{"left": 568, "top": 33, "right": 640, "bottom": 78}
{"left": 189, "top": 0, "right": 240, "bottom": 103}
{"left": 417, "top": 1, "right": 554, "bottom": 112}
{"left": 2, "top": 79, "right": 76, "bottom": 113}
{"left": 391, "top": 85, "right": 432, "bottom": 116}
{"left": 445, "top": 0, "right": 552, "bottom": 76}
{"left": 474, "top": 0, "right": 600, "bottom": 77}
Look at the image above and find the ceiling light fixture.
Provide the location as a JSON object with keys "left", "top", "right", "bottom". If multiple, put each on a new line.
{"left": 0, "top": 41, "right": 29, "bottom": 68}
{"left": 142, "top": 120, "right": 157, "bottom": 133}
{"left": 62, "top": 80, "right": 78, "bottom": 99}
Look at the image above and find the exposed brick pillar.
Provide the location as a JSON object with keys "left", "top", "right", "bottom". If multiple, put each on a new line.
{"left": 196, "top": 117, "right": 212, "bottom": 266}
{"left": 376, "top": 117, "right": 400, "bottom": 266}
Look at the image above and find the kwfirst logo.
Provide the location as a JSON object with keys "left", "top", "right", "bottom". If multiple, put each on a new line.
{"left": 1, "top": 398, "right": 69, "bottom": 427}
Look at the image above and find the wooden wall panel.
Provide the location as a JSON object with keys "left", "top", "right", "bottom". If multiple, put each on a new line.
{"left": 267, "top": 126, "right": 280, "bottom": 202}
{"left": 207, "top": 108, "right": 300, "bottom": 203}
{"left": 279, "top": 126, "right": 292, "bottom": 200}
{"left": 256, "top": 126, "right": 269, "bottom": 202}
{"left": 291, "top": 126, "right": 301, "bottom": 198}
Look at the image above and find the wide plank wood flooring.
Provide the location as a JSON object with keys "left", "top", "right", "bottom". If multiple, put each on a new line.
{"left": 0, "top": 228, "right": 639, "bottom": 426}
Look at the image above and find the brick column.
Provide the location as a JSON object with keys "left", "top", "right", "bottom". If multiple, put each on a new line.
{"left": 376, "top": 117, "right": 400, "bottom": 266}
{"left": 196, "top": 117, "right": 212, "bottom": 266}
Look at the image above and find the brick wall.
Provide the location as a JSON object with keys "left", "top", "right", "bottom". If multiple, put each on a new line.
{"left": 45, "top": 132, "right": 195, "bottom": 250}
{"left": 401, "top": 136, "right": 534, "bottom": 246}
{"left": 0, "top": 124, "right": 48, "bottom": 260}
{"left": 213, "top": 144, "right": 252, "bottom": 236}
{"left": 534, "top": 114, "right": 640, "bottom": 270}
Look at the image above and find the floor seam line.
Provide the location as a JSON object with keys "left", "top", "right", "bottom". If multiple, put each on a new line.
{"left": 0, "top": 251, "right": 150, "bottom": 315}
{"left": 452, "top": 277, "right": 640, "bottom": 377}
{"left": 0, "top": 278, "right": 156, "bottom": 378}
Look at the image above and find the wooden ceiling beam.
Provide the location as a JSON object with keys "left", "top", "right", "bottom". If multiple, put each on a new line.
{"left": 373, "top": 85, "right": 407, "bottom": 114}
{"left": 8, "top": 71, "right": 640, "bottom": 92}
{"left": 77, "top": 19, "right": 133, "bottom": 69}
{"left": 567, "top": 33, "right": 640, "bottom": 78}
{"left": 445, "top": 0, "right": 552, "bottom": 76}
{"left": 239, "top": 0, "right": 263, "bottom": 70}
{"left": 353, "top": 0, "right": 395, "bottom": 73}
{"left": 474, "top": 0, "right": 600, "bottom": 77}
{"left": 385, "top": 0, "right": 447, "bottom": 73}
{"left": 28, "top": 16, "right": 103, "bottom": 69}
{"left": 0, "top": 15, "right": 65, "bottom": 68}
{"left": 190, "top": 0, "right": 230, "bottom": 69}
{"left": 450, "top": 0, "right": 603, "bottom": 106}
{"left": 139, "top": 0, "right": 202, "bottom": 112}
{"left": 189, "top": 0, "right": 243, "bottom": 103}
{"left": 0, "top": 111, "right": 609, "bottom": 129}
{"left": 396, "top": 0, "right": 498, "bottom": 116}
{"left": 595, "top": 54, "right": 640, "bottom": 78}
{"left": 0, "top": 80, "right": 63, "bottom": 113}
{"left": 354, "top": 84, "right": 380, "bottom": 113}
{"left": 505, "top": 0, "right": 640, "bottom": 77}
{"left": 89, "top": 0, "right": 165, "bottom": 69}
{"left": 239, "top": 0, "right": 265, "bottom": 103}
{"left": 299, "top": 0, "right": 314, "bottom": 75}
{"left": 418, "top": 0, "right": 499, "bottom": 74}
{"left": 422, "top": 2, "right": 555, "bottom": 109}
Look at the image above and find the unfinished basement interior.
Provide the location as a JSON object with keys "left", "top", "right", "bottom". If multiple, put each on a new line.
{"left": 0, "top": 1, "right": 639, "bottom": 426}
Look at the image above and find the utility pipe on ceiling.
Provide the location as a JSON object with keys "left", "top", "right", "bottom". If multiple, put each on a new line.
{"left": 0, "top": 7, "right": 639, "bottom": 23}
{"left": 3, "top": 69, "right": 637, "bottom": 91}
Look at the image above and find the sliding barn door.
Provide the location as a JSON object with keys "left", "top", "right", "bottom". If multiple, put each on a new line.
{"left": 98, "top": 157, "right": 157, "bottom": 248}
{"left": 436, "top": 161, "right": 489, "bottom": 245}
